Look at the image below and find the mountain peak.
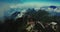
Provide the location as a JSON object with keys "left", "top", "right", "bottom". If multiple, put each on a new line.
{"left": 49, "top": 6, "right": 57, "bottom": 9}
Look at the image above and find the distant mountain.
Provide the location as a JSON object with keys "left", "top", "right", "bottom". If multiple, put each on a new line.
{"left": 4, "top": 6, "right": 60, "bottom": 19}
{"left": 40, "top": 6, "right": 60, "bottom": 16}
{"left": 55, "top": 12, "right": 60, "bottom": 16}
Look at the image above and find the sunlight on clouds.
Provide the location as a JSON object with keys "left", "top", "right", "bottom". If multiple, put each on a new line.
{"left": 10, "top": 2, "right": 60, "bottom": 12}
{"left": 10, "top": 2, "right": 59, "bottom": 9}
{"left": 10, "top": 2, "right": 52, "bottom": 8}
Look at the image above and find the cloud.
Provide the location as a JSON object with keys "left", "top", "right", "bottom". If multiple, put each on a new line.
{"left": 0, "top": 2, "right": 60, "bottom": 21}
{"left": 0, "top": 2, "right": 60, "bottom": 17}
{"left": 10, "top": 2, "right": 51, "bottom": 8}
